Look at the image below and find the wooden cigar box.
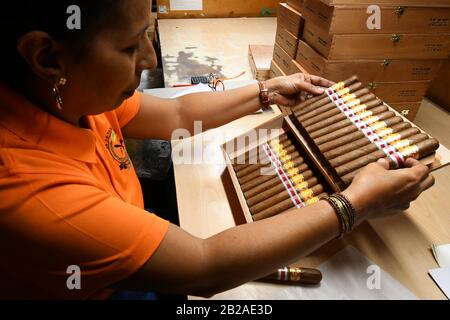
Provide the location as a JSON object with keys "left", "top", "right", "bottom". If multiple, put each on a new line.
{"left": 270, "top": 60, "right": 287, "bottom": 78}
{"left": 287, "top": 0, "right": 305, "bottom": 13}
{"left": 248, "top": 45, "right": 274, "bottom": 81}
{"left": 316, "top": 1, "right": 450, "bottom": 8}
{"left": 273, "top": 44, "right": 294, "bottom": 75}
{"left": 278, "top": 3, "right": 305, "bottom": 38}
{"left": 288, "top": 59, "right": 310, "bottom": 75}
{"left": 302, "top": 0, "right": 450, "bottom": 35}
{"left": 366, "top": 80, "right": 431, "bottom": 104}
{"left": 296, "top": 40, "right": 444, "bottom": 83}
{"left": 388, "top": 101, "right": 422, "bottom": 121}
{"left": 302, "top": 19, "right": 450, "bottom": 60}
{"left": 276, "top": 25, "right": 299, "bottom": 59}
{"left": 221, "top": 78, "right": 450, "bottom": 223}
{"left": 427, "top": 59, "right": 450, "bottom": 112}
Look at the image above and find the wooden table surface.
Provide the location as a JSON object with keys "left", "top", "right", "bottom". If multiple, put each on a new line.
{"left": 156, "top": 18, "right": 450, "bottom": 299}
{"left": 158, "top": 18, "right": 277, "bottom": 87}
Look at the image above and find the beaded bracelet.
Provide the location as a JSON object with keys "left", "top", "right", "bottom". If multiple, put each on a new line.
{"left": 323, "top": 193, "right": 356, "bottom": 239}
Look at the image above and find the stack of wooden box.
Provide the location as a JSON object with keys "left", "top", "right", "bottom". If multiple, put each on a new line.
{"left": 293, "top": 0, "right": 450, "bottom": 121}
{"left": 271, "top": 1, "right": 307, "bottom": 79}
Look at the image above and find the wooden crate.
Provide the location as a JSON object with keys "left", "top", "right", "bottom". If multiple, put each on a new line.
{"left": 296, "top": 40, "right": 444, "bottom": 83}
{"left": 302, "top": 0, "right": 450, "bottom": 34}
{"left": 278, "top": 3, "right": 304, "bottom": 37}
{"left": 287, "top": 0, "right": 305, "bottom": 13}
{"left": 157, "top": 0, "right": 280, "bottom": 18}
{"left": 302, "top": 19, "right": 450, "bottom": 60}
{"left": 249, "top": 45, "right": 274, "bottom": 81}
{"left": 275, "top": 25, "right": 299, "bottom": 59}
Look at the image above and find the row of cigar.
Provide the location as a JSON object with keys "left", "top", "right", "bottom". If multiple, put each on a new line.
{"left": 232, "top": 133, "right": 330, "bottom": 221}
{"left": 291, "top": 76, "right": 440, "bottom": 186}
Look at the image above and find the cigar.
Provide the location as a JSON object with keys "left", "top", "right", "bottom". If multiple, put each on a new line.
{"left": 335, "top": 134, "right": 430, "bottom": 177}
{"left": 258, "top": 267, "right": 322, "bottom": 285}
{"left": 314, "top": 111, "right": 395, "bottom": 146}
{"left": 233, "top": 134, "right": 289, "bottom": 168}
{"left": 252, "top": 193, "right": 328, "bottom": 221}
{"left": 246, "top": 176, "right": 319, "bottom": 207}
{"left": 318, "top": 117, "right": 405, "bottom": 153}
{"left": 294, "top": 82, "right": 365, "bottom": 118}
{"left": 292, "top": 75, "right": 359, "bottom": 112}
{"left": 341, "top": 138, "right": 440, "bottom": 185}
{"left": 297, "top": 89, "right": 373, "bottom": 123}
{"left": 309, "top": 105, "right": 389, "bottom": 139}
{"left": 237, "top": 151, "right": 302, "bottom": 178}
{"left": 329, "top": 128, "right": 421, "bottom": 168}
{"left": 321, "top": 121, "right": 411, "bottom": 157}
{"left": 305, "top": 99, "right": 383, "bottom": 134}
{"left": 250, "top": 183, "right": 324, "bottom": 215}
{"left": 237, "top": 145, "right": 298, "bottom": 185}
{"left": 243, "top": 170, "right": 315, "bottom": 198}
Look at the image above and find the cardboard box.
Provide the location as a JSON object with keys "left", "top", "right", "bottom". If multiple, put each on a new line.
{"left": 287, "top": 0, "right": 305, "bottom": 13}
{"left": 302, "top": 0, "right": 450, "bottom": 34}
{"left": 157, "top": 0, "right": 280, "bottom": 18}
{"left": 302, "top": 19, "right": 450, "bottom": 60}
{"left": 296, "top": 40, "right": 444, "bottom": 83}
{"left": 275, "top": 25, "right": 299, "bottom": 58}
{"left": 248, "top": 45, "right": 274, "bottom": 81}
{"left": 273, "top": 43, "right": 294, "bottom": 74}
{"left": 278, "top": 3, "right": 304, "bottom": 37}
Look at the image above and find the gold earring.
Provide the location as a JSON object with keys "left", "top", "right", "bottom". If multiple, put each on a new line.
{"left": 53, "top": 77, "right": 67, "bottom": 110}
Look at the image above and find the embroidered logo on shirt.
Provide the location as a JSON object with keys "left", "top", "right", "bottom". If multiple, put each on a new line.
{"left": 105, "top": 128, "right": 131, "bottom": 170}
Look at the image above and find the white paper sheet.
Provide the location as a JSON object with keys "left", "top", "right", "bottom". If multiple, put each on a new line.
{"left": 170, "top": 0, "right": 203, "bottom": 11}
{"left": 203, "top": 246, "right": 417, "bottom": 300}
{"left": 432, "top": 244, "right": 450, "bottom": 268}
{"left": 429, "top": 267, "right": 450, "bottom": 299}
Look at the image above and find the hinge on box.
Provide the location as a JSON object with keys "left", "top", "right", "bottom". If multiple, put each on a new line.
{"left": 368, "top": 82, "right": 377, "bottom": 90}
{"left": 401, "top": 109, "right": 410, "bottom": 117}
{"left": 382, "top": 59, "right": 391, "bottom": 68}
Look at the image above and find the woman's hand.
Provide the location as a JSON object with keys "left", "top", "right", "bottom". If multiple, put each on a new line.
{"left": 266, "top": 73, "right": 334, "bottom": 107}
{"left": 342, "top": 158, "right": 435, "bottom": 225}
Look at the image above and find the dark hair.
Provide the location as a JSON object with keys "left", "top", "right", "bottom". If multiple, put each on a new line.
{"left": 0, "top": 1, "right": 121, "bottom": 83}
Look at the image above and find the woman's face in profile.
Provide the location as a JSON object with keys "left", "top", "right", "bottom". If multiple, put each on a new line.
{"left": 62, "top": 0, "right": 157, "bottom": 115}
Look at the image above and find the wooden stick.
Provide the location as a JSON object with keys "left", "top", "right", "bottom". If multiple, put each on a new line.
{"left": 341, "top": 138, "right": 440, "bottom": 185}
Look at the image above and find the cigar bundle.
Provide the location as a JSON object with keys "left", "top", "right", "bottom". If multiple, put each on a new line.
{"left": 226, "top": 75, "right": 440, "bottom": 223}
{"left": 231, "top": 132, "right": 330, "bottom": 221}
{"left": 291, "top": 75, "right": 440, "bottom": 187}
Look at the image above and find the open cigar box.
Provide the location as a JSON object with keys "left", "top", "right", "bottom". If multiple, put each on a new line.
{"left": 221, "top": 76, "right": 450, "bottom": 223}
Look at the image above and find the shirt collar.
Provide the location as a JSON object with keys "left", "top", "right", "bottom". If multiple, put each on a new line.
{"left": 0, "top": 83, "right": 97, "bottom": 164}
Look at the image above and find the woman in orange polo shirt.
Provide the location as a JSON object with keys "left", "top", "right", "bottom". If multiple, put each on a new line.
{"left": 0, "top": 1, "right": 434, "bottom": 299}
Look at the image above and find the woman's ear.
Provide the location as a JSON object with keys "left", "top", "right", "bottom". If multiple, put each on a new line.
{"left": 16, "top": 31, "right": 65, "bottom": 85}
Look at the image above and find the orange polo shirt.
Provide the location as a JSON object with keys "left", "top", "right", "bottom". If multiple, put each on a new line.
{"left": 0, "top": 83, "right": 169, "bottom": 299}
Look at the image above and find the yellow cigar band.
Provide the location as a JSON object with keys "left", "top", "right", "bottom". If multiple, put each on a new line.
{"left": 372, "top": 123, "right": 390, "bottom": 134}
{"left": 279, "top": 154, "right": 292, "bottom": 163}
{"left": 356, "top": 110, "right": 373, "bottom": 119}
{"left": 283, "top": 161, "right": 295, "bottom": 170}
{"left": 384, "top": 133, "right": 402, "bottom": 144}
{"left": 400, "top": 145, "right": 420, "bottom": 159}
{"left": 351, "top": 104, "right": 367, "bottom": 113}
{"left": 287, "top": 168, "right": 300, "bottom": 176}
{"left": 277, "top": 149, "right": 288, "bottom": 157}
{"left": 337, "top": 88, "right": 350, "bottom": 96}
{"left": 291, "top": 174, "right": 305, "bottom": 184}
{"left": 391, "top": 139, "right": 411, "bottom": 150}
{"left": 294, "top": 181, "right": 309, "bottom": 192}
{"left": 343, "top": 93, "right": 357, "bottom": 102}
{"left": 300, "top": 189, "right": 314, "bottom": 200}
{"left": 306, "top": 197, "right": 319, "bottom": 205}
{"left": 331, "top": 82, "right": 345, "bottom": 91}
{"left": 346, "top": 99, "right": 361, "bottom": 108}
{"left": 362, "top": 116, "right": 380, "bottom": 125}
